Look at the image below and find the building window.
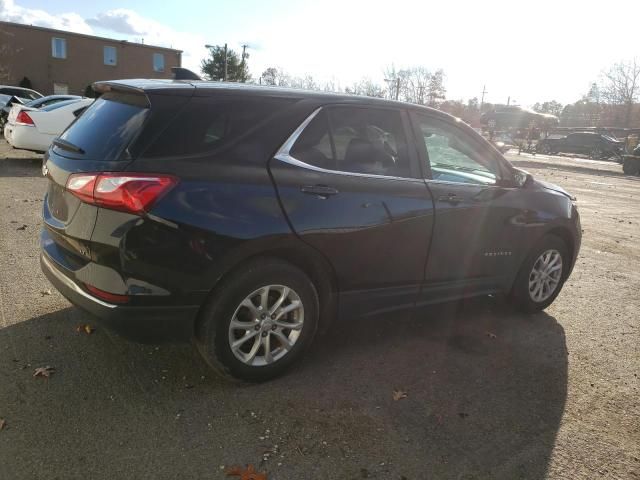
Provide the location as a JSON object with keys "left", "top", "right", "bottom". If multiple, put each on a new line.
{"left": 103, "top": 46, "right": 117, "bottom": 66}
{"left": 53, "top": 82, "right": 69, "bottom": 95}
{"left": 153, "top": 53, "right": 165, "bottom": 72}
{"left": 51, "top": 37, "right": 67, "bottom": 59}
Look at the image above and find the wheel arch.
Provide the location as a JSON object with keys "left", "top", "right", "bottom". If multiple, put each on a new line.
{"left": 194, "top": 237, "right": 339, "bottom": 338}
{"left": 545, "top": 226, "right": 576, "bottom": 279}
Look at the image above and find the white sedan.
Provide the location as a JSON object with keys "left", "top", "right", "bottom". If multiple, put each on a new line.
{"left": 4, "top": 98, "right": 94, "bottom": 152}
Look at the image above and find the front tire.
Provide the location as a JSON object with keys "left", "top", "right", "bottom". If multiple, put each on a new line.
{"left": 510, "top": 235, "right": 569, "bottom": 313}
{"left": 195, "top": 258, "right": 319, "bottom": 382}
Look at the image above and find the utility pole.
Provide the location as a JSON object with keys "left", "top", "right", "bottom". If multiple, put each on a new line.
{"left": 240, "top": 44, "right": 248, "bottom": 83}
{"left": 223, "top": 43, "right": 228, "bottom": 82}
{"left": 480, "top": 84, "right": 487, "bottom": 112}
{"left": 507, "top": 96, "right": 510, "bottom": 106}
{"left": 395, "top": 77, "right": 400, "bottom": 101}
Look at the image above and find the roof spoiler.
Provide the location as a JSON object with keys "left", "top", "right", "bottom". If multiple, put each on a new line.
{"left": 171, "top": 67, "right": 202, "bottom": 81}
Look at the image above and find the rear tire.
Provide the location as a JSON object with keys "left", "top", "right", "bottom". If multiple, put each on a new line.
{"left": 510, "top": 235, "right": 570, "bottom": 313}
{"left": 195, "top": 258, "right": 319, "bottom": 382}
{"left": 623, "top": 158, "right": 640, "bottom": 176}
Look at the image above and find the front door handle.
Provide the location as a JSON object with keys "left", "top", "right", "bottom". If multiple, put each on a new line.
{"left": 301, "top": 185, "right": 339, "bottom": 198}
{"left": 437, "top": 193, "right": 463, "bottom": 205}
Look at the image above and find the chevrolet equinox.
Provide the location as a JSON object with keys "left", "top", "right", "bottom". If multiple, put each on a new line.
{"left": 40, "top": 80, "right": 581, "bottom": 381}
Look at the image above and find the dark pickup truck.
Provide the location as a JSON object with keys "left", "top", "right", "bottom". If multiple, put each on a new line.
{"left": 537, "top": 132, "right": 625, "bottom": 160}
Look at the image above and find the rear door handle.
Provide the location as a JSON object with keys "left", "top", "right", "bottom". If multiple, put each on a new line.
{"left": 301, "top": 185, "right": 339, "bottom": 198}
{"left": 437, "top": 193, "right": 463, "bottom": 205}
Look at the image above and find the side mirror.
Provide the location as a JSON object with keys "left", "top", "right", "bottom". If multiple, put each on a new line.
{"left": 512, "top": 168, "right": 534, "bottom": 188}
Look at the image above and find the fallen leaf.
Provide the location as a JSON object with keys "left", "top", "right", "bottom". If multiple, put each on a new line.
{"left": 225, "top": 464, "right": 267, "bottom": 480}
{"left": 40, "top": 289, "right": 52, "bottom": 296}
{"left": 33, "top": 366, "right": 55, "bottom": 378}
{"left": 458, "top": 412, "right": 469, "bottom": 419}
{"left": 392, "top": 389, "right": 407, "bottom": 401}
{"left": 76, "top": 324, "right": 95, "bottom": 335}
{"left": 0, "top": 419, "right": 5, "bottom": 430}
{"left": 16, "top": 224, "right": 27, "bottom": 230}
{"left": 485, "top": 331, "right": 497, "bottom": 339}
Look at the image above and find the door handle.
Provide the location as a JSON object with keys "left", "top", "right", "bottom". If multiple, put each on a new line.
{"left": 437, "top": 193, "right": 463, "bottom": 205}
{"left": 301, "top": 185, "right": 339, "bottom": 198}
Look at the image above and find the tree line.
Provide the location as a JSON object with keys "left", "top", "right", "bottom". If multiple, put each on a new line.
{"left": 200, "top": 47, "right": 640, "bottom": 128}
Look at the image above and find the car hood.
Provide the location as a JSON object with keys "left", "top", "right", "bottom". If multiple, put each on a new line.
{"left": 534, "top": 178, "right": 575, "bottom": 200}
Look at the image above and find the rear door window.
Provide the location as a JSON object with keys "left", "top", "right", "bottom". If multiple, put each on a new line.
{"left": 56, "top": 92, "right": 149, "bottom": 160}
{"left": 142, "top": 96, "right": 295, "bottom": 158}
{"left": 290, "top": 106, "right": 414, "bottom": 178}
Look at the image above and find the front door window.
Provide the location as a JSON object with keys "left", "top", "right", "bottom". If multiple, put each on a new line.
{"left": 416, "top": 117, "right": 499, "bottom": 185}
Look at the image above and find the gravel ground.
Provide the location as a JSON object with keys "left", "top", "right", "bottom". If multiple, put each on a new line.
{"left": 0, "top": 141, "right": 638, "bottom": 479}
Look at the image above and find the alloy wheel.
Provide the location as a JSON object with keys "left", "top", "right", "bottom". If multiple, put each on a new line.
{"left": 228, "top": 285, "right": 304, "bottom": 366}
{"left": 529, "top": 249, "right": 563, "bottom": 303}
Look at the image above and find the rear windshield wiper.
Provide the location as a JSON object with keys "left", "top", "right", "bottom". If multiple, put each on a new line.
{"left": 53, "top": 138, "right": 85, "bottom": 155}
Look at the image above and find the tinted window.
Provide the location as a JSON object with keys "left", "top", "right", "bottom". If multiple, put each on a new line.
{"left": 416, "top": 115, "right": 498, "bottom": 185}
{"left": 41, "top": 99, "right": 81, "bottom": 112}
{"left": 31, "top": 97, "right": 78, "bottom": 109}
{"left": 143, "top": 96, "right": 294, "bottom": 158}
{"left": 57, "top": 92, "right": 149, "bottom": 161}
{"left": 290, "top": 107, "right": 413, "bottom": 178}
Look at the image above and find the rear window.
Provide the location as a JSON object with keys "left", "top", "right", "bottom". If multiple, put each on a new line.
{"left": 141, "top": 96, "right": 294, "bottom": 158}
{"left": 41, "top": 99, "right": 80, "bottom": 112}
{"left": 57, "top": 92, "right": 149, "bottom": 161}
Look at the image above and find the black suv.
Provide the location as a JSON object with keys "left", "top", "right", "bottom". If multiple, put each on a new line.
{"left": 537, "top": 132, "right": 625, "bottom": 159}
{"left": 41, "top": 80, "right": 581, "bottom": 381}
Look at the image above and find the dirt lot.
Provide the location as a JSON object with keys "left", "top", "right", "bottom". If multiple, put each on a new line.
{"left": 0, "top": 140, "right": 638, "bottom": 480}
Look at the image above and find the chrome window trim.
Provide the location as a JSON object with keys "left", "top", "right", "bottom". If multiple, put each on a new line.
{"left": 274, "top": 107, "right": 423, "bottom": 184}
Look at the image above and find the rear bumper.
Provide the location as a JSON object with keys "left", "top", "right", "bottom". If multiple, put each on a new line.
{"left": 4, "top": 124, "right": 50, "bottom": 151}
{"left": 41, "top": 253, "right": 199, "bottom": 343}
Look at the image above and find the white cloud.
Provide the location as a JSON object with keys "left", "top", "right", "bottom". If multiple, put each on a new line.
{"left": 0, "top": 2, "right": 208, "bottom": 74}
{"left": 86, "top": 9, "right": 207, "bottom": 72}
{"left": 0, "top": 0, "right": 92, "bottom": 34}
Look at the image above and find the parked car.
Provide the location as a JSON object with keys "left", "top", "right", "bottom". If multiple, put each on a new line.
{"left": 4, "top": 98, "right": 93, "bottom": 152}
{"left": 0, "top": 85, "right": 43, "bottom": 101}
{"left": 0, "top": 86, "right": 44, "bottom": 129}
{"left": 40, "top": 80, "right": 581, "bottom": 381}
{"left": 537, "top": 132, "right": 625, "bottom": 159}
{"left": 480, "top": 106, "right": 559, "bottom": 131}
{"left": 1, "top": 95, "right": 81, "bottom": 132}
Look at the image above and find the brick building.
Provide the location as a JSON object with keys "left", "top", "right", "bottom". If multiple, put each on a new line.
{"left": 0, "top": 20, "right": 182, "bottom": 95}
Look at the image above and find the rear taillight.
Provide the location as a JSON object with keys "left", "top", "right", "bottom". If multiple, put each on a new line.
{"left": 16, "top": 111, "right": 34, "bottom": 126}
{"left": 66, "top": 173, "right": 178, "bottom": 215}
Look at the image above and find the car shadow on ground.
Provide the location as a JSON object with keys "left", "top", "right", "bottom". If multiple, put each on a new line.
{"left": 0, "top": 297, "right": 567, "bottom": 479}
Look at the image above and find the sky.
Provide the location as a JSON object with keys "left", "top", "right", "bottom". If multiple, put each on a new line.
{"left": 1, "top": 0, "right": 639, "bottom": 106}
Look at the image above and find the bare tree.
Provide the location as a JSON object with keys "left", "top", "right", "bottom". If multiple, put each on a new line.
{"left": 402, "top": 67, "right": 431, "bottom": 104}
{"left": 260, "top": 67, "right": 291, "bottom": 87}
{"left": 345, "top": 78, "right": 385, "bottom": 98}
{"left": 427, "top": 69, "right": 446, "bottom": 107}
{"left": 600, "top": 58, "right": 640, "bottom": 126}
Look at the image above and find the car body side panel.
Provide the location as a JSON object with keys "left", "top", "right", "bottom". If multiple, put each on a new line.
{"left": 270, "top": 158, "right": 435, "bottom": 319}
